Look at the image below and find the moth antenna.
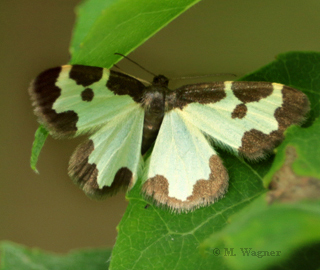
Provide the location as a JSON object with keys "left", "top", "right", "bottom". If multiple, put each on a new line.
{"left": 112, "top": 61, "right": 151, "bottom": 85}
{"left": 170, "top": 73, "right": 237, "bottom": 81}
{"left": 112, "top": 64, "right": 122, "bottom": 71}
{"left": 114, "top": 53, "right": 157, "bottom": 77}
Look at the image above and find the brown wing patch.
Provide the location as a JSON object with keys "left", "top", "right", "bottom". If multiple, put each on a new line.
{"left": 69, "top": 65, "right": 103, "bottom": 87}
{"left": 231, "top": 103, "right": 247, "bottom": 119}
{"left": 81, "top": 88, "right": 94, "bottom": 101}
{"left": 275, "top": 86, "right": 310, "bottom": 130}
{"left": 107, "top": 70, "right": 145, "bottom": 102}
{"left": 29, "top": 66, "right": 78, "bottom": 137}
{"left": 232, "top": 81, "right": 273, "bottom": 103}
{"left": 239, "top": 85, "right": 310, "bottom": 159}
{"left": 69, "top": 140, "right": 133, "bottom": 199}
{"left": 171, "top": 82, "right": 226, "bottom": 109}
{"left": 187, "top": 155, "right": 229, "bottom": 204}
{"left": 142, "top": 155, "right": 228, "bottom": 212}
{"left": 239, "top": 129, "right": 283, "bottom": 159}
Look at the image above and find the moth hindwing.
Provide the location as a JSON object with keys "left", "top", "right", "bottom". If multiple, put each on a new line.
{"left": 29, "top": 64, "right": 310, "bottom": 212}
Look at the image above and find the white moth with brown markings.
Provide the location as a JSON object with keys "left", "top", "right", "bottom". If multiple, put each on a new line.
{"left": 29, "top": 64, "right": 310, "bottom": 212}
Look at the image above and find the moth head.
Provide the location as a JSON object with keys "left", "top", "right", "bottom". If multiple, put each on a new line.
{"left": 152, "top": 75, "right": 169, "bottom": 87}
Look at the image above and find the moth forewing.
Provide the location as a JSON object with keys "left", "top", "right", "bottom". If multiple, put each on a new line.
{"left": 175, "top": 81, "right": 310, "bottom": 161}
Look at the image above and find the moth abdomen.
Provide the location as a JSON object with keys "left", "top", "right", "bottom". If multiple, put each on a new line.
{"left": 141, "top": 89, "right": 166, "bottom": 154}
{"left": 141, "top": 111, "right": 164, "bottom": 155}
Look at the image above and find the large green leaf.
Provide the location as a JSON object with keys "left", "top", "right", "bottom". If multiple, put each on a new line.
{"left": 70, "top": 0, "right": 202, "bottom": 68}
{"left": 0, "top": 241, "right": 111, "bottom": 270}
{"left": 110, "top": 52, "right": 320, "bottom": 270}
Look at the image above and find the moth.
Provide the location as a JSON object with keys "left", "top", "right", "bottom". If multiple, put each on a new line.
{"left": 29, "top": 64, "right": 310, "bottom": 212}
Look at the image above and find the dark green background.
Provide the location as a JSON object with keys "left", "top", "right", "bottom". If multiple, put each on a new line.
{"left": 1, "top": 0, "right": 320, "bottom": 253}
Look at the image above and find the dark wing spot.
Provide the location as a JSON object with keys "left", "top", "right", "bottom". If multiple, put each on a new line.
{"left": 29, "top": 66, "right": 78, "bottom": 137}
{"left": 239, "top": 129, "right": 283, "bottom": 160}
{"left": 142, "top": 175, "right": 175, "bottom": 207}
{"left": 69, "top": 140, "right": 133, "bottom": 199}
{"left": 81, "top": 88, "right": 94, "bottom": 101}
{"left": 275, "top": 86, "right": 310, "bottom": 130}
{"left": 112, "top": 167, "right": 133, "bottom": 193}
{"left": 69, "top": 65, "right": 103, "bottom": 87}
{"left": 231, "top": 103, "right": 247, "bottom": 119}
{"left": 239, "top": 86, "right": 310, "bottom": 160}
{"left": 171, "top": 82, "right": 226, "bottom": 109}
{"left": 187, "top": 155, "right": 229, "bottom": 204}
{"left": 232, "top": 81, "right": 273, "bottom": 103}
{"left": 142, "top": 155, "right": 228, "bottom": 212}
{"left": 107, "top": 70, "right": 145, "bottom": 102}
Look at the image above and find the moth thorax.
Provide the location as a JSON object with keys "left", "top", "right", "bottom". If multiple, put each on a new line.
{"left": 142, "top": 89, "right": 165, "bottom": 115}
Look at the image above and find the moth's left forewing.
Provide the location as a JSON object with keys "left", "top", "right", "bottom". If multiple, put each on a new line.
{"left": 237, "top": 82, "right": 310, "bottom": 159}
{"left": 142, "top": 80, "right": 309, "bottom": 212}
{"left": 174, "top": 81, "right": 310, "bottom": 160}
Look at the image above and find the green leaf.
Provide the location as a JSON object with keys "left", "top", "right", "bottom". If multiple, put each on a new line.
{"left": 201, "top": 196, "right": 320, "bottom": 270}
{"left": 110, "top": 52, "right": 320, "bottom": 270}
{"left": 30, "top": 125, "right": 49, "bottom": 173}
{"left": 0, "top": 241, "right": 111, "bottom": 270}
{"left": 264, "top": 118, "right": 320, "bottom": 187}
{"left": 70, "top": 0, "right": 202, "bottom": 68}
